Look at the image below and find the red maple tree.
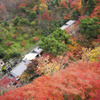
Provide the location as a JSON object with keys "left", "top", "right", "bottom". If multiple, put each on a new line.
{"left": 42, "top": 12, "right": 51, "bottom": 21}
{"left": 0, "top": 60, "right": 100, "bottom": 100}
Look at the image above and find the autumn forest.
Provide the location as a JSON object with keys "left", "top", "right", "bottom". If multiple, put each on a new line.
{"left": 0, "top": 0, "right": 100, "bottom": 100}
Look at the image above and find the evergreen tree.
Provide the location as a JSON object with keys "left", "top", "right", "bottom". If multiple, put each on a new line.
{"left": 79, "top": 17, "right": 100, "bottom": 39}
{"left": 81, "top": 0, "right": 88, "bottom": 6}
{"left": 71, "top": 9, "right": 79, "bottom": 20}
{"left": 28, "top": 11, "right": 37, "bottom": 22}
{"left": 20, "top": 6, "right": 26, "bottom": 13}
{"left": 87, "top": 0, "right": 96, "bottom": 15}
{"left": 55, "top": 0, "right": 59, "bottom": 7}
{"left": 39, "top": 28, "right": 71, "bottom": 57}
{"left": 82, "top": 0, "right": 96, "bottom": 15}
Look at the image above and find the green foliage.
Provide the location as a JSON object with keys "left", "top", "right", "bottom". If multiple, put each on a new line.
{"left": 13, "top": 17, "right": 20, "bottom": 26}
{"left": 36, "top": 6, "right": 39, "bottom": 14}
{"left": 2, "top": 27, "right": 8, "bottom": 35}
{"left": 40, "top": 37, "right": 66, "bottom": 56}
{"left": 48, "top": 10, "right": 51, "bottom": 15}
{"left": 3, "top": 55, "right": 11, "bottom": 61}
{"left": 11, "top": 52, "right": 20, "bottom": 58}
{"left": 23, "top": 34, "right": 29, "bottom": 39}
{"left": 71, "top": 9, "right": 79, "bottom": 20}
{"left": 55, "top": 0, "right": 60, "bottom": 6}
{"left": 28, "top": 11, "right": 37, "bottom": 22}
{"left": 52, "top": 28, "right": 71, "bottom": 44}
{"left": 20, "top": 6, "right": 26, "bottom": 13}
{"left": 0, "top": 46, "right": 6, "bottom": 58}
{"left": 0, "top": 21, "right": 2, "bottom": 24}
{"left": 20, "top": 18, "right": 30, "bottom": 25}
{"left": 81, "top": 0, "right": 96, "bottom": 15}
{"left": 3, "top": 47, "right": 20, "bottom": 61}
{"left": 87, "top": 0, "right": 96, "bottom": 15}
{"left": 0, "top": 37, "right": 3, "bottom": 42}
{"left": 26, "top": 10, "right": 30, "bottom": 15}
{"left": 79, "top": 17, "right": 100, "bottom": 39}
{"left": 30, "top": 21, "right": 36, "bottom": 26}
{"left": 81, "top": 0, "right": 88, "bottom": 6}
{"left": 4, "top": 21, "right": 9, "bottom": 27}
{"left": 1, "top": 65, "right": 6, "bottom": 71}
{"left": 39, "top": 28, "right": 71, "bottom": 56}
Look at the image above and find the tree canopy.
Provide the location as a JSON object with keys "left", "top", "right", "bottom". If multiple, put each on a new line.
{"left": 0, "top": 61, "right": 100, "bottom": 100}
{"left": 79, "top": 17, "right": 100, "bottom": 39}
{"left": 39, "top": 28, "right": 72, "bottom": 56}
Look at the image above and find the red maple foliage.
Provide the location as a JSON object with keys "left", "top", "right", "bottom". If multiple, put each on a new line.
{"left": 0, "top": 76, "right": 19, "bottom": 95}
{"left": 68, "top": 0, "right": 82, "bottom": 12}
{"left": 60, "top": 0, "right": 68, "bottom": 8}
{"left": 33, "top": 37, "right": 39, "bottom": 42}
{"left": 91, "top": 0, "right": 100, "bottom": 19}
{"left": 0, "top": 76, "right": 11, "bottom": 88}
{"left": 91, "top": 5, "right": 100, "bottom": 19}
{"left": 18, "top": 3, "right": 26, "bottom": 9}
{"left": 5, "top": 42, "right": 13, "bottom": 46}
{"left": 42, "top": 52, "right": 74, "bottom": 63}
{"left": 12, "top": 34, "right": 17, "bottom": 39}
{"left": 21, "top": 40, "right": 26, "bottom": 46}
{"left": 75, "top": 15, "right": 87, "bottom": 24}
{"left": 95, "top": 34, "right": 100, "bottom": 43}
{"left": 0, "top": 61, "right": 100, "bottom": 100}
{"left": 42, "top": 12, "right": 51, "bottom": 21}
{"left": 26, "top": 59, "right": 42, "bottom": 77}
{"left": 68, "top": 0, "right": 73, "bottom": 4}
{"left": 73, "top": 46, "right": 83, "bottom": 59}
{"left": 74, "top": 33, "right": 85, "bottom": 43}
{"left": 46, "top": 0, "right": 50, "bottom": 2}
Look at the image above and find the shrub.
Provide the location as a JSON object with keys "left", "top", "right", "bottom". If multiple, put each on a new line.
{"left": 69, "top": 39, "right": 83, "bottom": 59}
{"left": 21, "top": 48, "right": 24, "bottom": 52}
{"left": 71, "top": 9, "right": 79, "bottom": 20}
{"left": 26, "top": 10, "right": 30, "bottom": 15}
{"left": 30, "top": 21, "right": 36, "bottom": 26}
{"left": 0, "top": 37, "right": 3, "bottom": 42}
{"left": 3, "top": 55, "right": 11, "bottom": 61}
{"left": 33, "top": 37, "right": 39, "bottom": 42}
{"left": 20, "top": 6, "right": 26, "bottom": 13}
{"left": 28, "top": 11, "right": 37, "bottom": 22}
{"left": 5, "top": 42, "right": 14, "bottom": 46}
{"left": 0, "top": 21, "right": 2, "bottom": 24}
{"left": 29, "top": 37, "right": 34, "bottom": 43}
{"left": 12, "top": 34, "right": 17, "bottom": 39}
{"left": 23, "top": 34, "right": 29, "bottom": 39}
{"left": 13, "top": 17, "right": 20, "bottom": 26}
{"left": 21, "top": 40, "right": 26, "bottom": 46}
{"left": 0, "top": 46, "right": 6, "bottom": 58}
{"left": 4, "top": 21, "right": 9, "bottom": 27}
{"left": 11, "top": 52, "right": 20, "bottom": 58}
{"left": 20, "top": 18, "right": 30, "bottom": 25}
